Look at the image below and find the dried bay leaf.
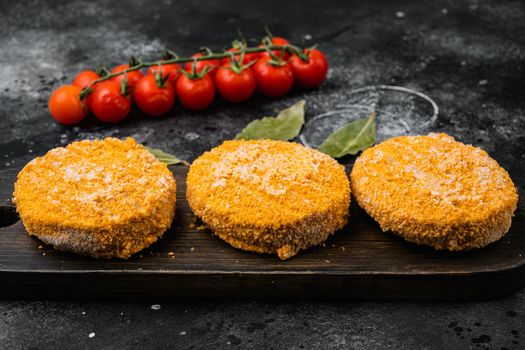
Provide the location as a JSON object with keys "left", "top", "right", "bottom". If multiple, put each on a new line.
{"left": 143, "top": 146, "right": 189, "bottom": 165}
{"left": 235, "top": 100, "right": 305, "bottom": 141}
{"left": 317, "top": 112, "right": 376, "bottom": 158}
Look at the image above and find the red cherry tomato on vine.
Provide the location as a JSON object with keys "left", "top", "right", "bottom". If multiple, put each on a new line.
{"left": 260, "top": 37, "right": 291, "bottom": 60}
{"left": 134, "top": 75, "right": 176, "bottom": 116}
{"left": 289, "top": 49, "right": 328, "bottom": 88}
{"left": 184, "top": 53, "right": 221, "bottom": 78}
{"left": 147, "top": 63, "right": 181, "bottom": 88}
{"left": 48, "top": 85, "right": 88, "bottom": 125}
{"left": 220, "top": 48, "right": 259, "bottom": 66}
{"left": 111, "top": 64, "right": 144, "bottom": 93}
{"left": 72, "top": 70, "right": 100, "bottom": 107}
{"left": 90, "top": 81, "right": 131, "bottom": 123}
{"left": 215, "top": 65, "right": 256, "bottom": 103}
{"left": 252, "top": 58, "right": 294, "bottom": 97}
{"left": 72, "top": 70, "right": 100, "bottom": 89}
{"left": 175, "top": 74, "right": 215, "bottom": 111}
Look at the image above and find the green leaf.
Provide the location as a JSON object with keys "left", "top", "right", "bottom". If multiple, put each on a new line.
{"left": 317, "top": 112, "right": 377, "bottom": 158}
{"left": 235, "top": 100, "right": 306, "bottom": 141}
{"left": 143, "top": 146, "right": 188, "bottom": 166}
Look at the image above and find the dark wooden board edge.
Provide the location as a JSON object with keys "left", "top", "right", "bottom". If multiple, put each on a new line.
{"left": 1, "top": 263, "right": 524, "bottom": 301}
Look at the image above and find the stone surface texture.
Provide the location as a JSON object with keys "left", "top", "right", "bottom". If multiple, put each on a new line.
{"left": 0, "top": 0, "right": 524, "bottom": 349}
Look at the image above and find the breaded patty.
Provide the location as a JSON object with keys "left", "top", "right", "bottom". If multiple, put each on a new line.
{"left": 13, "top": 137, "right": 177, "bottom": 259}
{"left": 186, "top": 139, "right": 350, "bottom": 260}
{"left": 351, "top": 133, "right": 518, "bottom": 250}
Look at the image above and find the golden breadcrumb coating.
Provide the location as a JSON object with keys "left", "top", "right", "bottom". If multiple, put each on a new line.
{"left": 351, "top": 133, "right": 518, "bottom": 250}
{"left": 13, "top": 137, "right": 177, "bottom": 258}
{"left": 186, "top": 139, "right": 350, "bottom": 260}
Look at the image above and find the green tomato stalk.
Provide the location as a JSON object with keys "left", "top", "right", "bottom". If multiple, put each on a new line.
{"left": 79, "top": 43, "right": 307, "bottom": 100}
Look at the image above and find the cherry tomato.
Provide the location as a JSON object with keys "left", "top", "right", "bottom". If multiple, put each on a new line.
{"left": 220, "top": 48, "right": 259, "bottom": 66}
{"left": 252, "top": 58, "right": 294, "bottom": 97}
{"left": 289, "top": 49, "right": 328, "bottom": 88}
{"left": 111, "top": 64, "right": 144, "bottom": 93}
{"left": 48, "top": 85, "right": 88, "bottom": 125}
{"left": 215, "top": 65, "right": 256, "bottom": 103}
{"left": 72, "top": 70, "right": 100, "bottom": 107}
{"left": 175, "top": 74, "right": 215, "bottom": 111}
{"left": 90, "top": 81, "right": 131, "bottom": 123}
{"left": 134, "top": 75, "right": 176, "bottom": 116}
{"left": 147, "top": 63, "right": 181, "bottom": 88}
{"left": 260, "top": 37, "right": 291, "bottom": 60}
{"left": 184, "top": 53, "right": 221, "bottom": 79}
{"left": 72, "top": 70, "right": 100, "bottom": 89}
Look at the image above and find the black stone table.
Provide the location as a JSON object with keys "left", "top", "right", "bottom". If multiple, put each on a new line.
{"left": 1, "top": 0, "right": 524, "bottom": 348}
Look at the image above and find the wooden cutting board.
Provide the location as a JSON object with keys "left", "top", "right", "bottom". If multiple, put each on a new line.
{"left": 0, "top": 165, "right": 523, "bottom": 301}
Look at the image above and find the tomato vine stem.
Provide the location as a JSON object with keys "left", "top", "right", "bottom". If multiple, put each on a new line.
{"left": 79, "top": 44, "right": 304, "bottom": 99}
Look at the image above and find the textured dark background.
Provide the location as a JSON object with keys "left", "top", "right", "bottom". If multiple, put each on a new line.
{"left": 1, "top": 0, "right": 524, "bottom": 349}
